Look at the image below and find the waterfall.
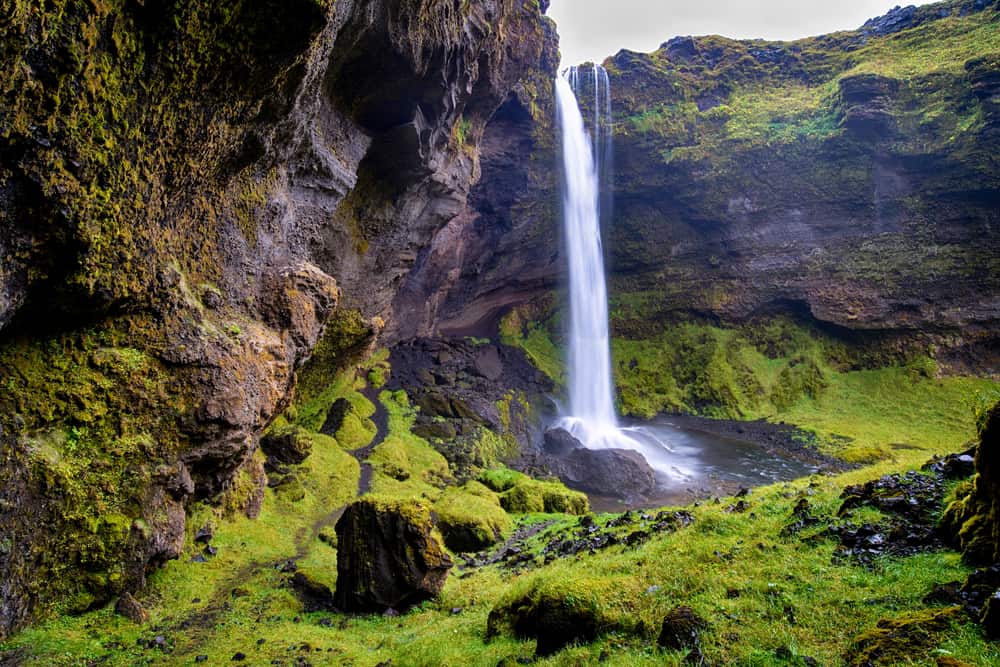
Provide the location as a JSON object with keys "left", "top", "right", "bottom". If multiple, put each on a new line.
{"left": 554, "top": 65, "right": 637, "bottom": 451}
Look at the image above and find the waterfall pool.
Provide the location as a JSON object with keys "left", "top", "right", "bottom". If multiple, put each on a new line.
{"left": 561, "top": 415, "right": 822, "bottom": 512}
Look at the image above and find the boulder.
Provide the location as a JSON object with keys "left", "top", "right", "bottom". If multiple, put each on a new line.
{"left": 473, "top": 345, "right": 503, "bottom": 381}
{"left": 658, "top": 606, "right": 707, "bottom": 650}
{"left": 940, "top": 400, "right": 1000, "bottom": 564}
{"left": 319, "top": 398, "right": 353, "bottom": 438}
{"left": 550, "top": 446, "right": 657, "bottom": 500}
{"left": 260, "top": 426, "right": 312, "bottom": 465}
{"left": 486, "top": 575, "right": 641, "bottom": 656}
{"left": 542, "top": 427, "right": 582, "bottom": 456}
{"left": 115, "top": 592, "right": 149, "bottom": 624}
{"left": 291, "top": 571, "right": 336, "bottom": 612}
{"left": 333, "top": 497, "right": 452, "bottom": 613}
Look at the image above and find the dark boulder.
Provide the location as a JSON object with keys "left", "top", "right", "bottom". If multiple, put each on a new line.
{"left": 542, "top": 427, "right": 583, "bottom": 456}
{"left": 940, "top": 400, "right": 1000, "bottom": 564}
{"left": 486, "top": 576, "right": 639, "bottom": 656}
{"left": 333, "top": 497, "right": 452, "bottom": 613}
{"left": 291, "top": 571, "right": 336, "bottom": 612}
{"left": 473, "top": 345, "right": 503, "bottom": 381}
{"left": 550, "top": 446, "right": 657, "bottom": 500}
{"left": 658, "top": 606, "right": 707, "bottom": 651}
{"left": 260, "top": 426, "right": 312, "bottom": 466}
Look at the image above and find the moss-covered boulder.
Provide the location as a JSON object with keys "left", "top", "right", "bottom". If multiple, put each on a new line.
{"left": 260, "top": 425, "right": 312, "bottom": 465}
{"left": 479, "top": 468, "right": 589, "bottom": 515}
{"left": 434, "top": 482, "right": 512, "bottom": 552}
{"left": 486, "top": 574, "right": 643, "bottom": 656}
{"left": 844, "top": 607, "right": 961, "bottom": 667}
{"left": 333, "top": 497, "right": 452, "bottom": 614}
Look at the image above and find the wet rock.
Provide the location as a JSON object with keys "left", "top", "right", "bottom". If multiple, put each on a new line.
{"left": 549, "top": 447, "right": 657, "bottom": 500}
{"left": 291, "top": 571, "right": 336, "bottom": 613}
{"left": 194, "top": 525, "right": 214, "bottom": 544}
{"left": 924, "top": 447, "right": 977, "bottom": 479}
{"left": 542, "top": 428, "right": 582, "bottom": 456}
{"left": 333, "top": 498, "right": 452, "bottom": 613}
{"left": 831, "top": 470, "right": 946, "bottom": 567}
{"left": 115, "top": 592, "right": 149, "bottom": 624}
{"left": 658, "top": 606, "right": 707, "bottom": 651}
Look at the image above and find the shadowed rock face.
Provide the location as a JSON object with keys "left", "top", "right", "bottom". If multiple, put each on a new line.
{"left": 333, "top": 498, "right": 452, "bottom": 613}
{"left": 0, "top": 0, "right": 556, "bottom": 636}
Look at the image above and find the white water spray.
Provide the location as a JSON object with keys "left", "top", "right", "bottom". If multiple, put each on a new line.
{"left": 553, "top": 66, "right": 642, "bottom": 452}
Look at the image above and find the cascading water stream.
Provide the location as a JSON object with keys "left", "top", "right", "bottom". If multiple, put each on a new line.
{"left": 554, "top": 66, "right": 643, "bottom": 452}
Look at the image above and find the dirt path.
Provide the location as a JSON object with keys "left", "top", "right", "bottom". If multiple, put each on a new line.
{"left": 290, "top": 387, "right": 390, "bottom": 560}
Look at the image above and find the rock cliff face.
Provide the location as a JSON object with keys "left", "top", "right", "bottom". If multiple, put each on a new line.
{"left": 409, "top": 0, "right": 1000, "bottom": 370}
{"left": 0, "top": 0, "right": 555, "bottom": 637}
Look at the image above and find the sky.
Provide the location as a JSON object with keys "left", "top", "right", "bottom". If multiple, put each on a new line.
{"left": 547, "top": 0, "right": 937, "bottom": 67}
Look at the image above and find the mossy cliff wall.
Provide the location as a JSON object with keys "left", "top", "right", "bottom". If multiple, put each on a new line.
{"left": 0, "top": 0, "right": 556, "bottom": 637}
{"left": 411, "top": 0, "right": 999, "bottom": 369}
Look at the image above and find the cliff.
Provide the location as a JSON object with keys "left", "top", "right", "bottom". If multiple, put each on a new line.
{"left": 411, "top": 0, "right": 1000, "bottom": 372}
{"left": 0, "top": 0, "right": 556, "bottom": 636}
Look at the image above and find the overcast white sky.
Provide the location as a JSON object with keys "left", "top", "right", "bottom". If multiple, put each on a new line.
{"left": 548, "top": 0, "right": 937, "bottom": 67}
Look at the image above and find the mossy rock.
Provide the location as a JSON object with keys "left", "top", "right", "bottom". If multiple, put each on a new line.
{"left": 479, "top": 468, "right": 529, "bottom": 492}
{"left": 487, "top": 574, "right": 643, "bottom": 656}
{"left": 333, "top": 496, "right": 452, "bottom": 613}
{"left": 844, "top": 607, "right": 961, "bottom": 667}
{"left": 939, "top": 399, "right": 1000, "bottom": 564}
{"left": 434, "top": 484, "right": 511, "bottom": 552}
{"left": 499, "top": 478, "right": 589, "bottom": 515}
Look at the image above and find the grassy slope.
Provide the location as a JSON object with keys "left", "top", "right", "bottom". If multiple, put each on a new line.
{"left": 3, "top": 321, "right": 996, "bottom": 664}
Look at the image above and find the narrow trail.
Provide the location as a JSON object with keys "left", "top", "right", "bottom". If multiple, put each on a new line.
{"left": 290, "top": 386, "right": 389, "bottom": 560}
{"left": 169, "top": 387, "right": 394, "bottom": 651}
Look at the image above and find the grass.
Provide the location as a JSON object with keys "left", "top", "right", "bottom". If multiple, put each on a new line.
{"left": 3, "top": 366, "right": 998, "bottom": 665}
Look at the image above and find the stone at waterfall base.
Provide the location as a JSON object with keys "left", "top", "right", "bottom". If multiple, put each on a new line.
{"left": 333, "top": 497, "right": 452, "bottom": 614}
{"left": 543, "top": 428, "right": 657, "bottom": 500}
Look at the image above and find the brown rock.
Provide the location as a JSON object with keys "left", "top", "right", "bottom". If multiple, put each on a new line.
{"left": 658, "top": 606, "right": 707, "bottom": 651}
{"left": 115, "top": 592, "right": 149, "bottom": 624}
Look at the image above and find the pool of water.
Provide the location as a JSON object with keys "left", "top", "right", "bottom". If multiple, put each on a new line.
{"left": 576, "top": 416, "right": 819, "bottom": 512}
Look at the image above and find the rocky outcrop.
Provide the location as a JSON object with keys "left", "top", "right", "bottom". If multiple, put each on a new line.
{"left": 0, "top": 0, "right": 556, "bottom": 637}
{"left": 333, "top": 497, "right": 452, "bottom": 613}
{"left": 941, "top": 399, "right": 1000, "bottom": 564}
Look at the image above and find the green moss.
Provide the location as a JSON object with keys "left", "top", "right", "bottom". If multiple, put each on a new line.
{"left": 368, "top": 390, "right": 454, "bottom": 501}
{"left": 434, "top": 484, "right": 512, "bottom": 553}
{"left": 845, "top": 607, "right": 962, "bottom": 667}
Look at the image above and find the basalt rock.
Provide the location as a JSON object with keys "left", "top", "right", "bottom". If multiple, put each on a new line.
{"left": 550, "top": 445, "right": 658, "bottom": 501}
{"left": 333, "top": 497, "right": 452, "bottom": 614}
